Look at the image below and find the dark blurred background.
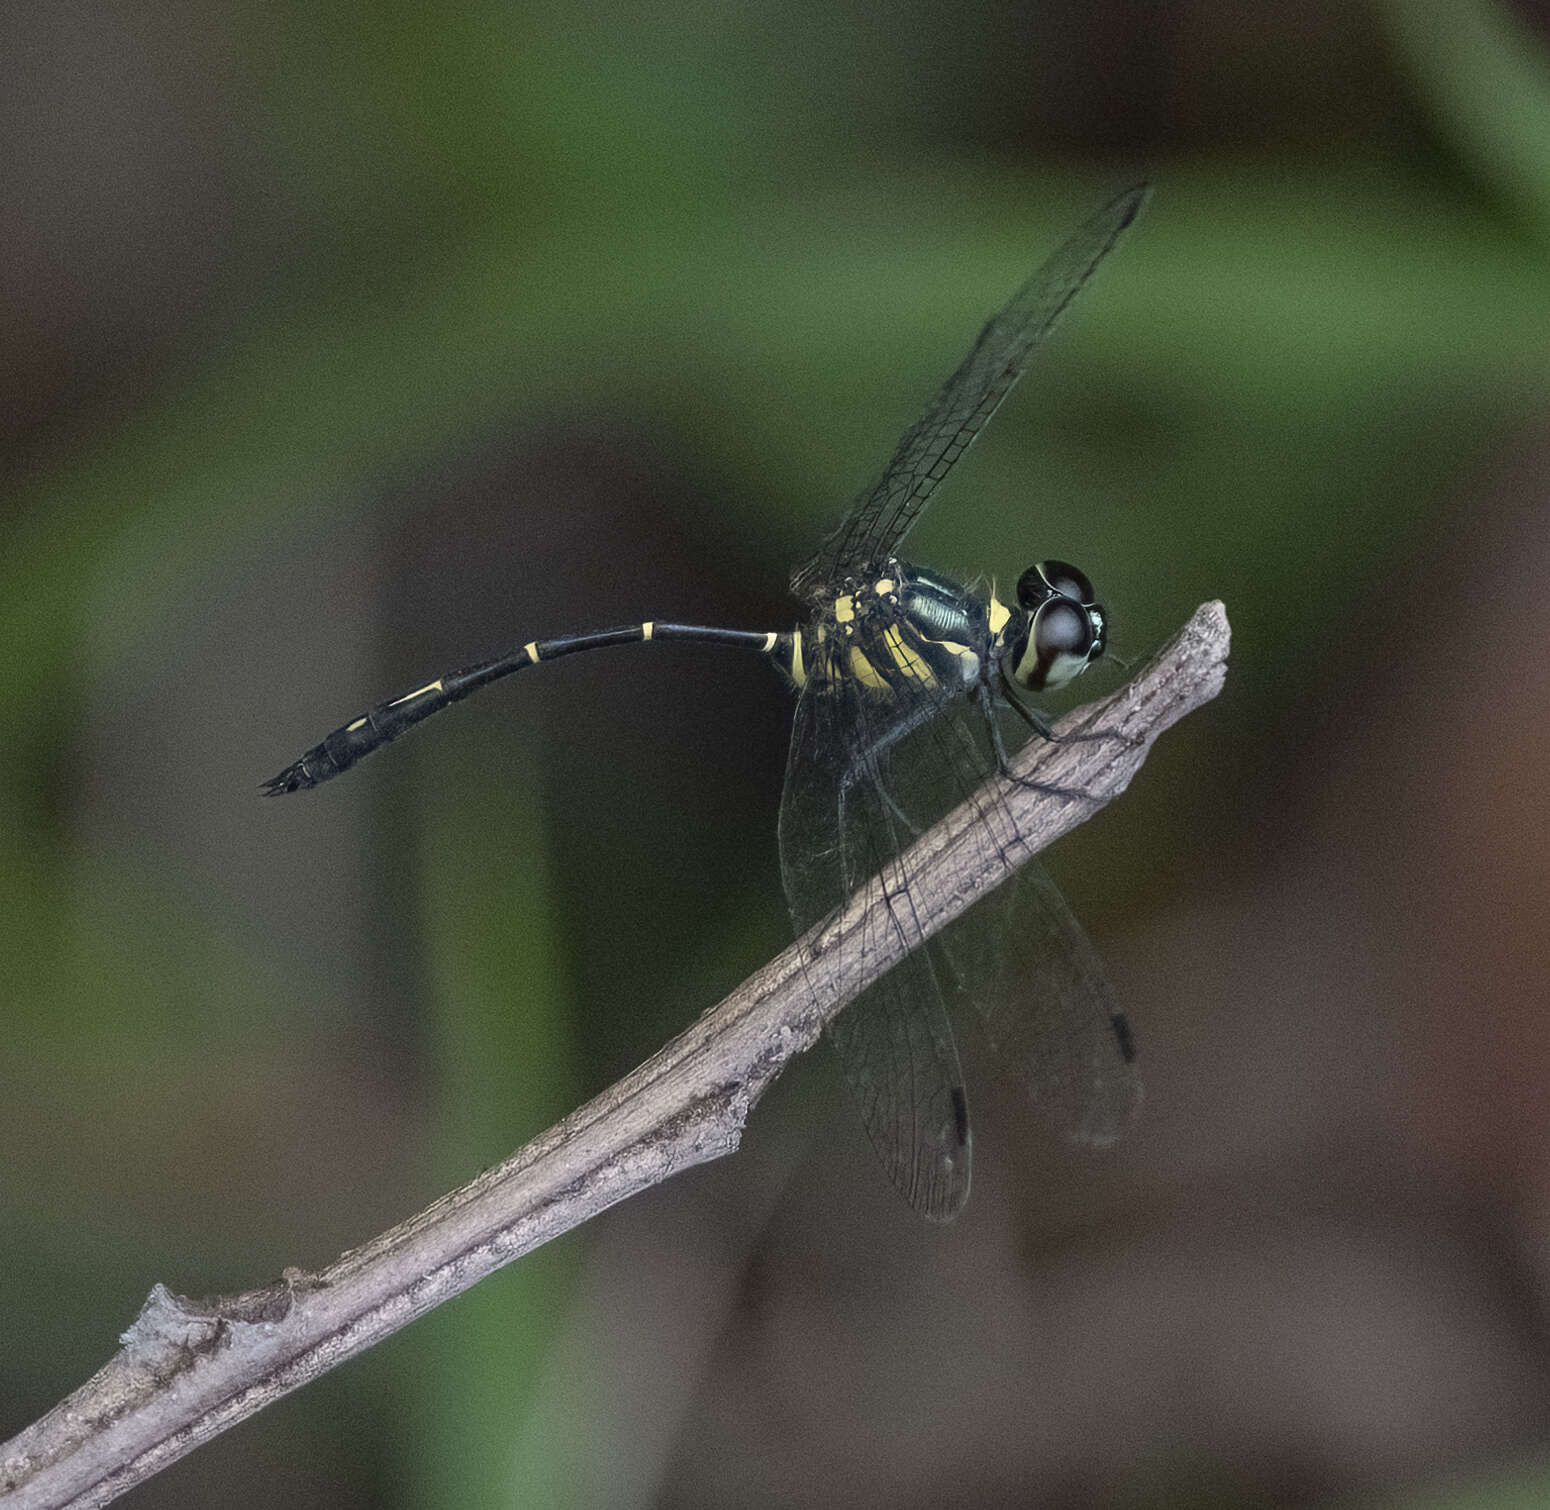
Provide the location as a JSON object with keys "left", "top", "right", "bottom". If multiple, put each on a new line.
{"left": 6, "top": 0, "right": 1550, "bottom": 1505}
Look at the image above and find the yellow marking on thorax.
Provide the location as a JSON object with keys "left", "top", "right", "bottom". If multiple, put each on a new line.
{"left": 883, "top": 625, "right": 936, "bottom": 687}
{"left": 987, "top": 591, "right": 1012, "bottom": 637}
{"left": 833, "top": 594, "right": 855, "bottom": 624}
{"left": 390, "top": 679, "right": 444, "bottom": 707}
{"left": 790, "top": 631, "right": 806, "bottom": 686}
{"left": 847, "top": 644, "right": 889, "bottom": 690}
{"left": 873, "top": 577, "right": 895, "bottom": 596}
{"left": 524, "top": 641, "right": 541, "bottom": 664}
{"left": 642, "top": 621, "right": 654, "bottom": 641}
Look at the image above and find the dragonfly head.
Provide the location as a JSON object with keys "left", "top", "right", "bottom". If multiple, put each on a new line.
{"left": 1004, "top": 560, "right": 1106, "bottom": 691}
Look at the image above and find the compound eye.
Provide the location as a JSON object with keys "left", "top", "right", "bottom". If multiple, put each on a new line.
{"left": 1035, "top": 599, "right": 1094, "bottom": 662}
{"left": 1021, "top": 599, "right": 1104, "bottom": 691}
{"left": 1015, "top": 564, "right": 1049, "bottom": 610}
{"left": 1038, "top": 560, "right": 1095, "bottom": 605}
{"left": 1015, "top": 559, "right": 1096, "bottom": 609}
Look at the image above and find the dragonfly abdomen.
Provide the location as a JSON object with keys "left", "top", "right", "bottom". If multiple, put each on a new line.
{"left": 267, "top": 621, "right": 784, "bottom": 794}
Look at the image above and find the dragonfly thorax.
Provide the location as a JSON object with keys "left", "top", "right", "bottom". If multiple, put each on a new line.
{"left": 1002, "top": 559, "right": 1108, "bottom": 692}
{"left": 802, "top": 562, "right": 991, "bottom": 697}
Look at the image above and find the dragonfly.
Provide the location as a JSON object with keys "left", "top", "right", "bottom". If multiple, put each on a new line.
{"left": 266, "top": 184, "right": 1150, "bottom": 1219}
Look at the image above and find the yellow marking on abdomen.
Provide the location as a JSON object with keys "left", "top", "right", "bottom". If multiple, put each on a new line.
{"left": 524, "top": 641, "right": 541, "bottom": 663}
{"left": 761, "top": 631, "right": 777, "bottom": 652}
{"left": 390, "top": 679, "right": 444, "bottom": 707}
{"left": 642, "top": 621, "right": 654, "bottom": 641}
{"left": 347, "top": 717, "right": 368, "bottom": 732}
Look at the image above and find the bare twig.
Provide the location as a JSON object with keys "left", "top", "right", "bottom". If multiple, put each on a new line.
{"left": 1, "top": 601, "right": 1229, "bottom": 1510}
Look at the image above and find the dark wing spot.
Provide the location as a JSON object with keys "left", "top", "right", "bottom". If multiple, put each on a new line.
{"left": 1110, "top": 1011, "right": 1136, "bottom": 1064}
{"left": 950, "top": 1086, "right": 970, "bottom": 1147}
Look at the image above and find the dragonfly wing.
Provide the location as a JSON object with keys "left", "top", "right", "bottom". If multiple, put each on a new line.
{"left": 826, "top": 938, "right": 972, "bottom": 1219}
{"left": 941, "top": 856, "right": 1140, "bottom": 1146}
{"left": 779, "top": 667, "right": 973, "bottom": 1219}
{"left": 790, "top": 184, "right": 1150, "bottom": 598}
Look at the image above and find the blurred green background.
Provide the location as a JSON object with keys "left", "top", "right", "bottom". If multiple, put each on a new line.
{"left": 6, "top": 0, "right": 1550, "bottom": 1505}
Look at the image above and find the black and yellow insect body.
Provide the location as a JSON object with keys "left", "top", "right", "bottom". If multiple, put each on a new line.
{"left": 267, "top": 186, "right": 1150, "bottom": 1220}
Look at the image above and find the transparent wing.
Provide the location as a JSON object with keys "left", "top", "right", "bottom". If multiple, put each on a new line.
{"left": 779, "top": 657, "right": 976, "bottom": 1219}
{"left": 939, "top": 695, "right": 1140, "bottom": 1142}
{"left": 790, "top": 184, "right": 1150, "bottom": 599}
{"left": 778, "top": 639, "right": 1141, "bottom": 1217}
{"left": 940, "top": 859, "right": 1140, "bottom": 1146}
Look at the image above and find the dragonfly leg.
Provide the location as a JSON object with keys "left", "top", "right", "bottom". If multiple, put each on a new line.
{"left": 1003, "top": 675, "right": 1142, "bottom": 751}
{"left": 837, "top": 743, "right": 926, "bottom": 839}
{"left": 978, "top": 682, "right": 1094, "bottom": 802}
{"left": 876, "top": 778, "right": 924, "bottom": 838}
{"left": 1002, "top": 686, "right": 1059, "bottom": 741}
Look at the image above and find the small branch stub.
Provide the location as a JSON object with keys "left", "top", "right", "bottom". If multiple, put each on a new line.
{"left": 1, "top": 601, "right": 1229, "bottom": 1510}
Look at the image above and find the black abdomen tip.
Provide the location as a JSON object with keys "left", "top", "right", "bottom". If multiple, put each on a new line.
{"left": 261, "top": 760, "right": 322, "bottom": 796}
{"left": 262, "top": 740, "right": 348, "bottom": 795}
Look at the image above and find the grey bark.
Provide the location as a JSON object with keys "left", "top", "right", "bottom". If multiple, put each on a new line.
{"left": 1, "top": 601, "right": 1229, "bottom": 1510}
